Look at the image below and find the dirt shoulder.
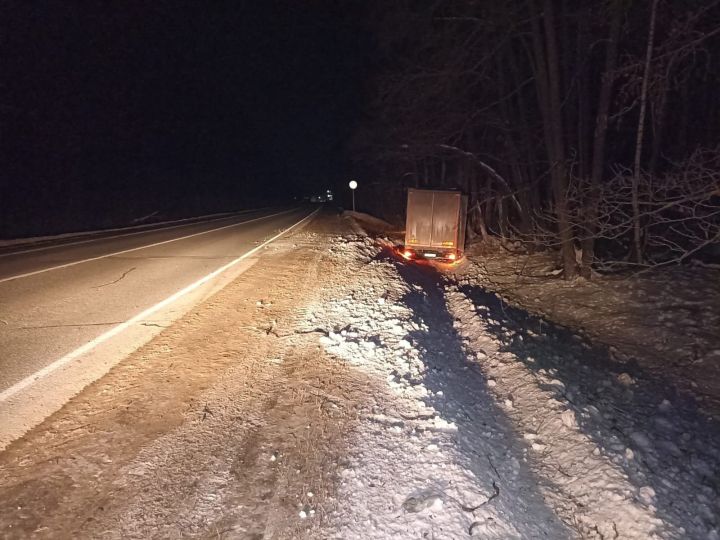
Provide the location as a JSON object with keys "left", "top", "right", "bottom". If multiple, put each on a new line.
{"left": 0, "top": 211, "right": 371, "bottom": 539}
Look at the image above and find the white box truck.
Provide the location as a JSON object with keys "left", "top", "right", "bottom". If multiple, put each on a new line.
{"left": 402, "top": 188, "right": 468, "bottom": 262}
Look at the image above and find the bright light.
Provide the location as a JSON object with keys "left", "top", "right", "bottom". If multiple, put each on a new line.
{"left": 349, "top": 180, "right": 358, "bottom": 190}
{"left": 447, "top": 253, "right": 457, "bottom": 261}
{"left": 402, "top": 250, "right": 413, "bottom": 260}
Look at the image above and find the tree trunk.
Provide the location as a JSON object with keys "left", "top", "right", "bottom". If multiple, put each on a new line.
{"left": 476, "top": 203, "right": 489, "bottom": 242}
{"left": 466, "top": 163, "right": 490, "bottom": 242}
{"left": 649, "top": 56, "right": 678, "bottom": 176}
{"left": 632, "top": 0, "right": 660, "bottom": 264}
{"left": 485, "top": 197, "right": 495, "bottom": 235}
{"left": 531, "top": 0, "right": 576, "bottom": 278}
{"left": 580, "top": 3, "right": 623, "bottom": 277}
{"left": 576, "top": 13, "right": 591, "bottom": 180}
{"left": 498, "top": 196, "right": 509, "bottom": 238}
{"left": 507, "top": 40, "right": 540, "bottom": 232}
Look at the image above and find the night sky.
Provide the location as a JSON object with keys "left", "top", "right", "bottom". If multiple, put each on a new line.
{"left": 1, "top": 1, "right": 369, "bottom": 235}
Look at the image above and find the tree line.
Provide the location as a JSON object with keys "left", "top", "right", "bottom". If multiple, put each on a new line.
{"left": 353, "top": 0, "right": 720, "bottom": 277}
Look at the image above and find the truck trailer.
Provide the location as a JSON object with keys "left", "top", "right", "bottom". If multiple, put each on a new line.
{"left": 402, "top": 188, "right": 468, "bottom": 262}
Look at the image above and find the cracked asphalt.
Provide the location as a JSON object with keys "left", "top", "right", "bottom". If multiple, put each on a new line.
{"left": 0, "top": 207, "right": 311, "bottom": 445}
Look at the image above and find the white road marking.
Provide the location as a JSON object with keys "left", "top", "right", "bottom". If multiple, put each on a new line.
{"left": 0, "top": 211, "right": 254, "bottom": 258}
{"left": 0, "top": 207, "right": 319, "bottom": 404}
{"left": 0, "top": 208, "right": 297, "bottom": 284}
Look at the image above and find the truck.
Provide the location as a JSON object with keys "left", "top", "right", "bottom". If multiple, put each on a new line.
{"left": 402, "top": 188, "right": 468, "bottom": 262}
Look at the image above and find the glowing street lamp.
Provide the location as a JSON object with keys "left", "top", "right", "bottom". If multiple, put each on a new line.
{"left": 348, "top": 180, "right": 358, "bottom": 211}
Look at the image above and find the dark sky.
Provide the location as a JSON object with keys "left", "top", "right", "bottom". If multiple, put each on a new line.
{"left": 1, "top": 1, "right": 369, "bottom": 234}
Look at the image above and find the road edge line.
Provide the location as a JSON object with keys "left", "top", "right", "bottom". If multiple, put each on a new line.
{"left": 0, "top": 207, "right": 319, "bottom": 404}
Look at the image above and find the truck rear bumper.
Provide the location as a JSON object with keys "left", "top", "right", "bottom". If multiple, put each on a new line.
{"left": 399, "top": 246, "right": 462, "bottom": 262}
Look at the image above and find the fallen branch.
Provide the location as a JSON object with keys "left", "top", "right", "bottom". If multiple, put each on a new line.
{"left": 462, "top": 480, "right": 500, "bottom": 512}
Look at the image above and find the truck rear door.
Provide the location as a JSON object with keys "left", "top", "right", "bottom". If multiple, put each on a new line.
{"left": 429, "top": 192, "right": 461, "bottom": 249}
{"left": 405, "top": 189, "right": 435, "bottom": 247}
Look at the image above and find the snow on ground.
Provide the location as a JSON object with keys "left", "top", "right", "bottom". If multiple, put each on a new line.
{"left": 446, "top": 284, "right": 720, "bottom": 539}
{"left": 341, "top": 210, "right": 399, "bottom": 235}
{"left": 306, "top": 236, "right": 569, "bottom": 538}
{"left": 459, "top": 244, "right": 720, "bottom": 416}
{"left": 308, "top": 231, "right": 720, "bottom": 539}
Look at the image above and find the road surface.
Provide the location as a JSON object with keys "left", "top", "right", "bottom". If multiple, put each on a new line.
{"left": 0, "top": 206, "right": 314, "bottom": 446}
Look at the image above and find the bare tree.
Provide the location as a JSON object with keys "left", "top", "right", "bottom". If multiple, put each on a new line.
{"left": 354, "top": 0, "right": 720, "bottom": 274}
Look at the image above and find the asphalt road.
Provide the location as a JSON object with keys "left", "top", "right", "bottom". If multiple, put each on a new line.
{"left": 0, "top": 206, "right": 312, "bottom": 395}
